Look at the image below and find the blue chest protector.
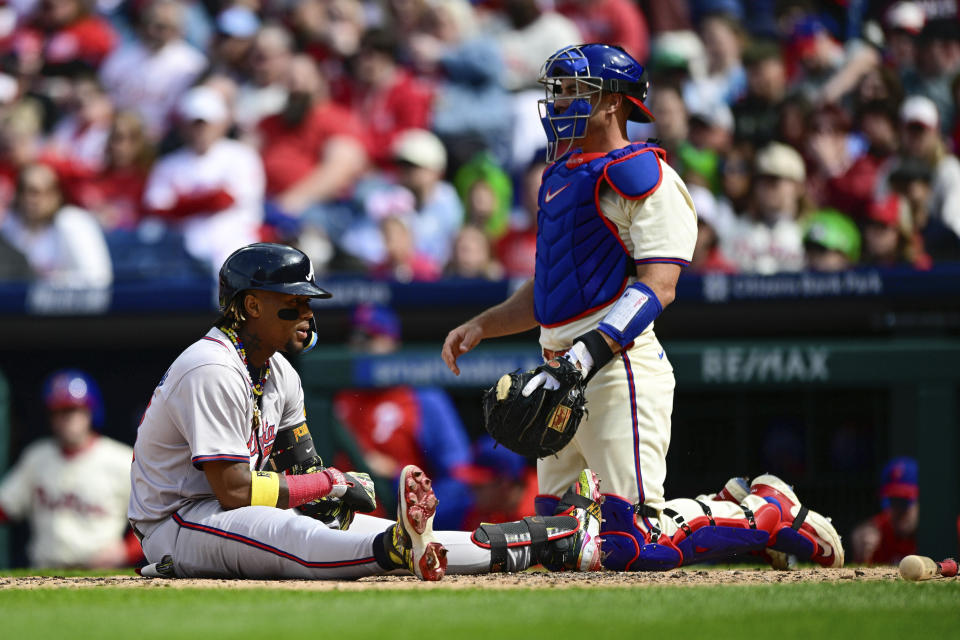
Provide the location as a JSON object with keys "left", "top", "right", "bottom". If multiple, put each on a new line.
{"left": 534, "top": 142, "right": 664, "bottom": 327}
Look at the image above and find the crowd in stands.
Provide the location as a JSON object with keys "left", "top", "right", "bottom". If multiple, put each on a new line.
{"left": 0, "top": 0, "right": 959, "bottom": 288}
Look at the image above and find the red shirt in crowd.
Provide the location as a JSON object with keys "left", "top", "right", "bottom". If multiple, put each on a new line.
{"left": 338, "top": 70, "right": 434, "bottom": 167}
{"left": 496, "top": 229, "right": 536, "bottom": 278}
{"left": 15, "top": 15, "right": 117, "bottom": 69}
{"left": 333, "top": 387, "right": 427, "bottom": 474}
{"left": 557, "top": 0, "right": 649, "bottom": 63}
{"left": 824, "top": 153, "right": 891, "bottom": 220}
{"left": 257, "top": 101, "right": 368, "bottom": 196}
{"left": 70, "top": 167, "right": 149, "bottom": 230}
{"left": 865, "top": 510, "right": 916, "bottom": 565}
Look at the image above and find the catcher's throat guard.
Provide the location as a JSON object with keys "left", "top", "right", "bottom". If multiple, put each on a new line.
{"left": 482, "top": 358, "right": 587, "bottom": 458}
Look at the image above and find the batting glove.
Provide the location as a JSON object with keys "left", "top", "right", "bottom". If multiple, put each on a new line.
{"left": 521, "top": 342, "right": 594, "bottom": 397}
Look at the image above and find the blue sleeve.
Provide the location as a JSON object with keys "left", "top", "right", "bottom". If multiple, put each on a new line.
{"left": 415, "top": 388, "right": 471, "bottom": 475}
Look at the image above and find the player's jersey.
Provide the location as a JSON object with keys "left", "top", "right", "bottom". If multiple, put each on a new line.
{"left": 0, "top": 435, "right": 133, "bottom": 567}
{"left": 538, "top": 155, "right": 697, "bottom": 351}
{"left": 129, "top": 327, "right": 306, "bottom": 526}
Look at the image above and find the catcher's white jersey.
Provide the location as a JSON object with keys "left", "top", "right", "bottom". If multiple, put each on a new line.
{"left": 129, "top": 327, "right": 305, "bottom": 527}
{"left": 537, "top": 159, "right": 697, "bottom": 508}
{"left": 0, "top": 436, "right": 133, "bottom": 567}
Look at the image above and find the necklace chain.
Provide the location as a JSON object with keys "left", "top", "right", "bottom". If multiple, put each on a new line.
{"left": 222, "top": 327, "right": 272, "bottom": 429}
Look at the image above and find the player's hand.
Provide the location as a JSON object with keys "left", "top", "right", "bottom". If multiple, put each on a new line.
{"left": 521, "top": 342, "right": 593, "bottom": 397}
{"left": 441, "top": 322, "right": 484, "bottom": 376}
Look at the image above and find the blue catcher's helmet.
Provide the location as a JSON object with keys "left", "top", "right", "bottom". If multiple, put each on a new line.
{"left": 43, "top": 369, "right": 105, "bottom": 428}
{"left": 538, "top": 44, "right": 653, "bottom": 162}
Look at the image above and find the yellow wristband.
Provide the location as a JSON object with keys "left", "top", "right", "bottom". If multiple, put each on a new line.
{"left": 250, "top": 471, "right": 280, "bottom": 507}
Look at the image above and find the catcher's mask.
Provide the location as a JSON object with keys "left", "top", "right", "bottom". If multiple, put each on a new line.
{"left": 218, "top": 243, "right": 332, "bottom": 353}
{"left": 538, "top": 43, "right": 653, "bottom": 162}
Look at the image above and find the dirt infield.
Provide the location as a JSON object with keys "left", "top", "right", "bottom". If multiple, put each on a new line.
{"left": 0, "top": 567, "right": 900, "bottom": 590}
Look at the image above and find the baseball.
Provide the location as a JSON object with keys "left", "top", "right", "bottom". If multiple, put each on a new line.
{"left": 899, "top": 555, "right": 938, "bottom": 581}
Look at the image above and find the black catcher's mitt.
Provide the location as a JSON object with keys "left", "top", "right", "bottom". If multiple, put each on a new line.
{"left": 482, "top": 357, "right": 587, "bottom": 458}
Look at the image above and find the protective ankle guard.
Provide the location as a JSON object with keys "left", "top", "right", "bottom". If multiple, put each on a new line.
{"left": 471, "top": 515, "right": 580, "bottom": 572}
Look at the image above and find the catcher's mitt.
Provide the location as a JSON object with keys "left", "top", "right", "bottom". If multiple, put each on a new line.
{"left": 482, "top": 357, "right": 587, "bottom": 458}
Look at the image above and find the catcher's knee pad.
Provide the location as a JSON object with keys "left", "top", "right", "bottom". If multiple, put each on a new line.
{"left": 471, "top": 515, "right": 579, "bottom": 572}
{"left": 535, "top": 495, "right": 560, "bottom": 517}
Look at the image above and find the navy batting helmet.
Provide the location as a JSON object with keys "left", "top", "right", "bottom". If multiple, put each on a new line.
{"left": 539, "top": 43, "right": 653, "bottom": 161}
{"left": 43, "top": 369, "right": 105, "bottom": 427}
{"left": 218, "top": 243, "right": 332, "bottom": 352}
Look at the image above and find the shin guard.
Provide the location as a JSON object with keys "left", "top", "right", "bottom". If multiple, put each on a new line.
{"left": 471, "top": 515, "right": 580, "bottom": 572}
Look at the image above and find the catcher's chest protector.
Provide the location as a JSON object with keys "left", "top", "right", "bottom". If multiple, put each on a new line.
{"left": 534, "top": 142, "right": 662, "bottom": 326}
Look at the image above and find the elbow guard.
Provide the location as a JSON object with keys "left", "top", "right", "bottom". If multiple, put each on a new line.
{"left": 596, "top": 282, "right": 663, "bottom": 348}
{"left": 267, "top": 424, "right": 323, "bottom": 474}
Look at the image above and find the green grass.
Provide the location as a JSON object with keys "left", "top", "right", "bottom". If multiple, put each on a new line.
{"left": 1, "top": 582, "right": 958, "bottom": 639}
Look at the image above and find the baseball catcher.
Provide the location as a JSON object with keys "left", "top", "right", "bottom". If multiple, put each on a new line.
{"left": 443, "top": 44, "right": 844, "bottom": 572}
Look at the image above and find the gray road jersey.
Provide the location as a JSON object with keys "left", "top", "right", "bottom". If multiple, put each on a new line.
{"left": 129, "top": 327, "right": 305, "bottom": 526}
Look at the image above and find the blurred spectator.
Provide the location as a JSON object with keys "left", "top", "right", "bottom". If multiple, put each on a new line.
{"left": 0, "top": 100, "right": 45, "bottom": 209}
{"left": 894, "top": 96, "right": 960, "bottom": 249}
{"left": 715, "top": 142, "right": 754, "bottom": 225}
{"left": 45, "top": 71, "right": 111, "bottom": 172}
{"left": 453, "top": 150, "right": 512, "bottom": 241}
{"left": 207, "top": 4, "right": 259, "bottom": 80}
{"left": 1, "top": 163, "right": 112, "bottom": 286}
{"left": 725, "top": 142, "right": 808, "bottom": 274}
{"left": 458, "top": 436, "right": 538, "bottom": 530}
{"left": 556, "top": 0, "right": 648, "bottom": 63}
{"left": 257, "top": 54, "right": 368, "bottom": 240}
{"left": 804, "top": 103, "right": 866, "bottom": 208}
{"left": 823, "top": 100, "right": 899, "bottom": 219}
{"left": 863, "top": 194, "right": 931, "bottom": 269}
{"left": 370, "top": 213, "right": 441, "bottom": 282}
{"left": 734, "top": 40, "right": 788, "bottom": 148}
{"left": 802, "top": 208, "right": 861, "bottom": 272}
{"left": 495, "top": 151, "right": 542, "bottom": 279}
{"left": 902, "top": 20, "right": 959, "bottom": 137}
{"left": 233, "top": 24, "right": 294, "bottom": 137}
{"left": 889, "top": 157, "right": 936, "bottom": 250}
{"left": 0, "top": 369, "right": 138, "bottom": 568}
{"left": 334, "top": 304, "right": 473, "bottom": 529}
{"left": 446, "top": 224, "right": 503, "bottom": 280}
{"left": 142, "top": 85, "right": 265, "bottom": 270}
{"left": 650, "top": 82, "right": 689, "bottom": 168}
{"left": 340, "top": 28, "right": 433, "bottom": 168}
{"left": 882, "top": 1, "right": 925, "bottom": 72}
{"left": 99, "top": 0, "right": 207, "bottom": 140}
{"left": 850, "top": 456, "right": 918, "bottom": 565}
{"left": 489, "top": 0, "right": 581, "bottom": 92}
{"left": 71, "top": 110, "right": 154, "bottom": 230}
{"left": 411, "top": 0, "right": 512, "bottom": 166}
{"left": 348, "top": 128, "right": 462, "bottom": 272}
{"left": 14, "top": 0, "right": 117, "bottom": 73}
{"left": 689, "top": 183, "right": 736, "bottom": 274}
{"left": 685, "top": 10, "right": 747, "bottom": 110}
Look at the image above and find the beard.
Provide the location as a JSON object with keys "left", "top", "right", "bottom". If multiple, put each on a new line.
{"left": 281, "top": 92, "right": 314, "bottom": 127}
{"left": 283, "top": 337, "right": 304, "bottom": 354}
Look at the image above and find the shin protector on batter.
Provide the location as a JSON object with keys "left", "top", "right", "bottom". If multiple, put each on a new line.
{"left": 471, "top": 514, "right": 599, "bottom": 572}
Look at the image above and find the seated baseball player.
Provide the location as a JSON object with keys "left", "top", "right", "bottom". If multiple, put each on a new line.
{"left": 129, "top": 242, "right": 603, "bottom": 580}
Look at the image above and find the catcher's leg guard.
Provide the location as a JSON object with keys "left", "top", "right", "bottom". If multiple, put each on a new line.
{"left": 749, "top": 474, "right": 844, "bottom": 568}
{"left": 599, "top": 494, "right": 780, "bottom": 571}
{"left": 474, "top": 470, "right": 603, "bottom": 572}
{"left": 599, "top": 495, "right": 681, "bottom": 571}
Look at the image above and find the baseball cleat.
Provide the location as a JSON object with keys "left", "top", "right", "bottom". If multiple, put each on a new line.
{"left": 552, "top": 469, "right": 603, "bottom": 571}
{"left": 386, "top": 465, "right": 447, "bottom": 581}
{"left": 713, "top": 476, "right": 750, "bottom": 504}
{"left": 750, "top": 474, "right": 844, "bottom": 568}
